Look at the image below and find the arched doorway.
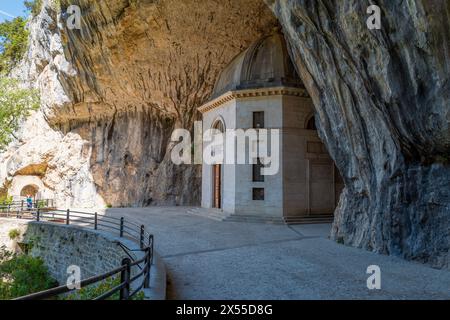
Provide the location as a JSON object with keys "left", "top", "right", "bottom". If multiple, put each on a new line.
{"left": 20, "top": 184, "right": 39, "bottom": 200}
{"left": 211, "top": 119, "right": 225, "bottom": 209}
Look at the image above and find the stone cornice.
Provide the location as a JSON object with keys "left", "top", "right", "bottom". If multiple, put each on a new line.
{"left": 198, "top": 86, "right": 310, "bottom": 114}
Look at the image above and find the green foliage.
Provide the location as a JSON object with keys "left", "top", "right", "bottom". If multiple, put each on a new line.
{"left": 0, "top": 76, "right": 40, "bottom": 151}
{"left": 19, "top": 236, "right": 39, "bottom": 254}
{"left": 64, "top": 277, "right": 145, "bottom": 300}
{"left": 64, "top": 277, "right": 121, "bottom": 300}
{"left": 106, "top": 204, "right": 113, "bottom": 209}
{"left": 37, "top": 200, "right": 47, "bottom": 209}
{"left": 0, "top": 17, "right": 29, "bottom": 73}
{"left": 24, "top": 0, "right": 43, "bottom": 17}
{"left": 133, "top": 291, "right": 145, "bottom": 300}
{"left": 8, "top": 229, "right": 21, "bottom": 240}
{"left": 0, "top": 248, "right": 58, "bottom": 299}
{"left": 0, "top": 194, "right": 13, "bottom": 206}
{"left": 0, "top": 246, "right": 13, "bottom": 262}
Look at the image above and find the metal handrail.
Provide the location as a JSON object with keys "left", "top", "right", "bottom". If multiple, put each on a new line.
{"left": 0, "top": 199, "right": 56, "bottom": 211}
{"left": 2, "top": 204, "right": 154, "bottom": 300}
{"left": 15, "top": 264, "right": 127, "bottom": 300}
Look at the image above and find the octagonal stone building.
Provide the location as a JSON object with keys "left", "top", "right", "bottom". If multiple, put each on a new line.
{"left": 198, "top": 30, "right": 344, "bottom": 223}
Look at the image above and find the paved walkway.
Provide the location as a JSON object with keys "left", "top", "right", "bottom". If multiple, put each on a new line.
{"left": 101, "top": 207, "right": 450, "bottom": 300}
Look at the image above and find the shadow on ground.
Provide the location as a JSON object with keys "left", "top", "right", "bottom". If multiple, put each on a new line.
{"left": 100, "top": 207, "right": 450, "bottom": 300}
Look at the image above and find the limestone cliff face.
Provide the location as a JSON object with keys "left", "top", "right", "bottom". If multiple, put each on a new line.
{"left": 267, "top": 0, "right": 449, "bottom": 268}
{"left": 1, "top": 0, "right": 277, "bottom": 207}
{"left": 1, "top": 2, "right": 101, "bottom": 208}
{"left": 51, "top": 0, "right": 277, "bottom": 206}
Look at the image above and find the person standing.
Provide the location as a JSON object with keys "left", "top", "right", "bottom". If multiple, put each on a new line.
{"left": 26, "top": 195, "right": 33, "bottom": 210}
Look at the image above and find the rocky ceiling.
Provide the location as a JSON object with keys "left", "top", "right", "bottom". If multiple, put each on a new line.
{"left": 49, "top": 0, "right": 279, "bottom": 127}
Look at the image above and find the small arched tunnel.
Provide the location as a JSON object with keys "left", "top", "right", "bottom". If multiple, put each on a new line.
{"left": 20, "top": 184, "right": 40, "bottom": 199}
{"left": 8, "top": 175, "right": 52, "bottom": 202}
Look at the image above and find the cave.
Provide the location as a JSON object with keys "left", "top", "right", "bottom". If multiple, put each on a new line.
{"left": 1, "top": 0, "right": 448, "bottom": 269}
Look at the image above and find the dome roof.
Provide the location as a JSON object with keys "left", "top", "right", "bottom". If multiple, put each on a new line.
{"left": 211, "top": 30, "right": 303, "bottom": 99}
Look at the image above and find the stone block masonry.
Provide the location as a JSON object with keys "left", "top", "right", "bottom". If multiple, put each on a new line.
{"left": 0, "top": 218, "right": 138, "bottom": 286}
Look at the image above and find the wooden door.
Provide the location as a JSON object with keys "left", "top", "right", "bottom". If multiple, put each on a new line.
{"left": 213, "top": 164, "right": 222, "bottom": 209}
{"left": 309, "top": 160, "right": 335, "bottom": 214}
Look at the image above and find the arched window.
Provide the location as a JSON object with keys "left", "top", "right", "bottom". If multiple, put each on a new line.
{"left": 210, "top": 118, "right": 226, "bottom": 159}
{"left": 211, "top": 118, "right": 225, "bottom": 209}
{"left": 306, "top": 115, "right": 317, "bottom": 130}
{"left": 212, "top": 118, "right": 225, "bottom": 132}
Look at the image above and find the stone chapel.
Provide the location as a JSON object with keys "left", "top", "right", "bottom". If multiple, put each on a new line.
{"left": 198, "top": 30, "right": 344, "bottom": 223}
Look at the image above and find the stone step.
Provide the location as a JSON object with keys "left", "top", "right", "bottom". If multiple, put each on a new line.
{"left": 285, "top": 215, "right": 335, "bottom": 225}
{"left": 225, "top": 215, "right": 286, "bottom": 224}
{"left": 187, "top": 208, "right": 334, "bottom": 225}
{"left": 187, "top": 208, "right": 231, "bottom": 221}
{"left": 226, "top": 214, "right": 334, "bottom": 225}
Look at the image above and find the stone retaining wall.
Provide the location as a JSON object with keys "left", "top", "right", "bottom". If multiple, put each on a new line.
{"left": 0, "top": 218, "right": 139, "bottom": 286}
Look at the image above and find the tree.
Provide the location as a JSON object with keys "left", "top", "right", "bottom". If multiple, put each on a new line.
{"left": 0, "top": 76, "right": 40, "bottom": 151}
{"left": 0, "top": 17, "right": 29, "bottom": 73}
{"left": 24, "top": 0, "right": 43, "bottom": 17}
{"left": 0, "top": 4, "right": 40, "bottom": 151}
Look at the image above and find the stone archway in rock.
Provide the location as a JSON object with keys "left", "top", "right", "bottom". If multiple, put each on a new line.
{"left": 9, "top": 176, "right": 46, "bottom": 201}
{"left": 20, "top": 184, "right": 40, "bottom": 198}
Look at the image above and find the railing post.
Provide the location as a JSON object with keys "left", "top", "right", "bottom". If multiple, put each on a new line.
{"left": 66, "top": 209, "right": 70, "bottom": 225}
{"left": 120, "top": 258, "right": 131, "bottom": 300}
{"left": 120, "top": 217, "right": 124, "bottom": 237}
{"left": 21, "top": 200, "right": 24, "bottom": 212}
{"left": 144, "top": 247, "right": 151, "bottom": 289}
{"left": 149, "top": 235, "right": 154, "bottom": 265}
{"left": 7, "top": 204, "right": 10, "bottom": 217}
{"left": 46, "top": 199, "right": 49, "bottom": 208}
{"left": 94, "top": 212, "right": 98, "bottom": 230}
{"left": 140, "top": 225, "right": 145, "bottom": 250}
{"left": 36, "top": 209, "right": 40, "bottom": 222}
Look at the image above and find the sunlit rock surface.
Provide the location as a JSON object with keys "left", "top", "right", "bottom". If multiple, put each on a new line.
{"left": 1, "top": 0, "right": 277, "bottom": 207}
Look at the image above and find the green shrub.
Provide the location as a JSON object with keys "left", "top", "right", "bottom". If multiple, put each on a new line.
{"left": 0, "top": 246, "right": 13, "bottom": 263}
{"left": 0, "top": 195, "right": 13, "bottom": 206}
{"left": 37, "top": 200, "right": 47, "bottom": 209}
{"left": 64, "top": 277, "right": 145, "bottom": 300}
{"left": 0, "top": 248, "right": 58, "bottom": 299}
{"left": 8, "top": 229, "right": 20, "bottom": 240}
{"left": 64, "top": 277, "right": 121, "bottom": 300}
